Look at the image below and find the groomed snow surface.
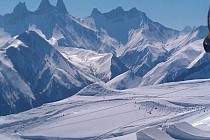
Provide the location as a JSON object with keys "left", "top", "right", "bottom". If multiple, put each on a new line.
{"left": 1, "top": 79, "right": 210, "bottom": 140}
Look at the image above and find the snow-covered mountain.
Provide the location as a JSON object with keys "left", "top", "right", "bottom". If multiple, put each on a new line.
{"left": 119, "top": 12, "right": 179, "bottom": 77}
{"left": 3, "top": 1, "right": 204, "bottom": 86}
{"left": 141, "top": 26, "right": 209, "bottom": 86}
{"left": 87, "top": 6, "right": 208, "bottom": 87}
{"left": 85, "top": 7, "right": 180, "bottom": 77}
{"left": 57, "top": 47, "right": 128, "bottom": 82}
{"left": 0, "top": 31, "right": 93, "bottom": 115}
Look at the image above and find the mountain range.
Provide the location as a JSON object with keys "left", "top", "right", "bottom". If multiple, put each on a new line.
{"left": 0, "top": 0, "right": 208, "bottom": 115}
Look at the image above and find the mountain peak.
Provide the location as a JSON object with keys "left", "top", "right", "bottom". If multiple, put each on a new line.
{"left": 128, "top": 7, "right": 139, "bottom": 14}
{"left": 92, "top": 7, "right": 144, "bottom": 19}
{"left": 13, "top": 2, "right": 29, "bottom": 18}
{"left": 16, "top": 31, "right": 48, "bottom": 48}
{"left": 128, "top": 7, "right": 143, "bottom": 18}
{"left": 36, "top": 0, "right": 54, "bottom": 13}
{"left": 182, "top": 26, "right": 194, "bottom": 33}
{"left": 104, "top": 7, "right": 125, "bottom": 18}
{"left": 91, "top": 8, "right": 102, "bottom": 16}
{"left": 129, "top": 7, "right": 138, "bottom": 12}
{"left": 55, "top": 0, "right": 67, "bottom": 13}
{"left": 115, "top": 6, "right": 124, "bottom": 12}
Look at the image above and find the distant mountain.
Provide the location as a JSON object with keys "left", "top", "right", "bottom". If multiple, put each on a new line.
{"left": 0, "top": 31, "right": 93, "bottom": 115}
{"left": 1, "top": 0, "right": 118, "bottom": 54}
{"left": 182, "top": 26, "right": 195, "bottom": 33}
{"left": 86, "top": 7, "right": 208, "bottom": 86}
{"left": 85, "top": 7, "right": 179, "bottom": 77}
{"left": 0, "top": 2, "right": 181, "bottom": 80}
{"left": 84, "top": 7, "right": 147, "bottom": 44}
{"left": 119, "top": 11, "right": 179, "bottom": 76}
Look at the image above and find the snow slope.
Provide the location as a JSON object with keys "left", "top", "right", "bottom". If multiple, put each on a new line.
{"left": 166, "top": 122, "right": 210, "bottom": 139}
{"left": 105, "top": 70, "right": 142, "bottom": 90}
{"left": 137, "top": 127, "right": 175, "bottom": 140}
{"left": 57, "top": 47, "right": 128, "bottom": 82}
{"left": 0, "top": 79, "right": 210, "bottom": 139}
{"left": 136, "top": 121, "right": 210, "bottom": 140}
{"left": 0, "top": 28, "right": 11, "bottom": 47}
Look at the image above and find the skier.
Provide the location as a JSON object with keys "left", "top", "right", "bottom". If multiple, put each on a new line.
{"left": 203, "top": 7, "right": 210, "bottom": 53}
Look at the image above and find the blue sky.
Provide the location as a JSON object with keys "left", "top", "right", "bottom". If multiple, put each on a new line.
{"left": 0, "top": 0, "right": 209, "bottom": 30}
